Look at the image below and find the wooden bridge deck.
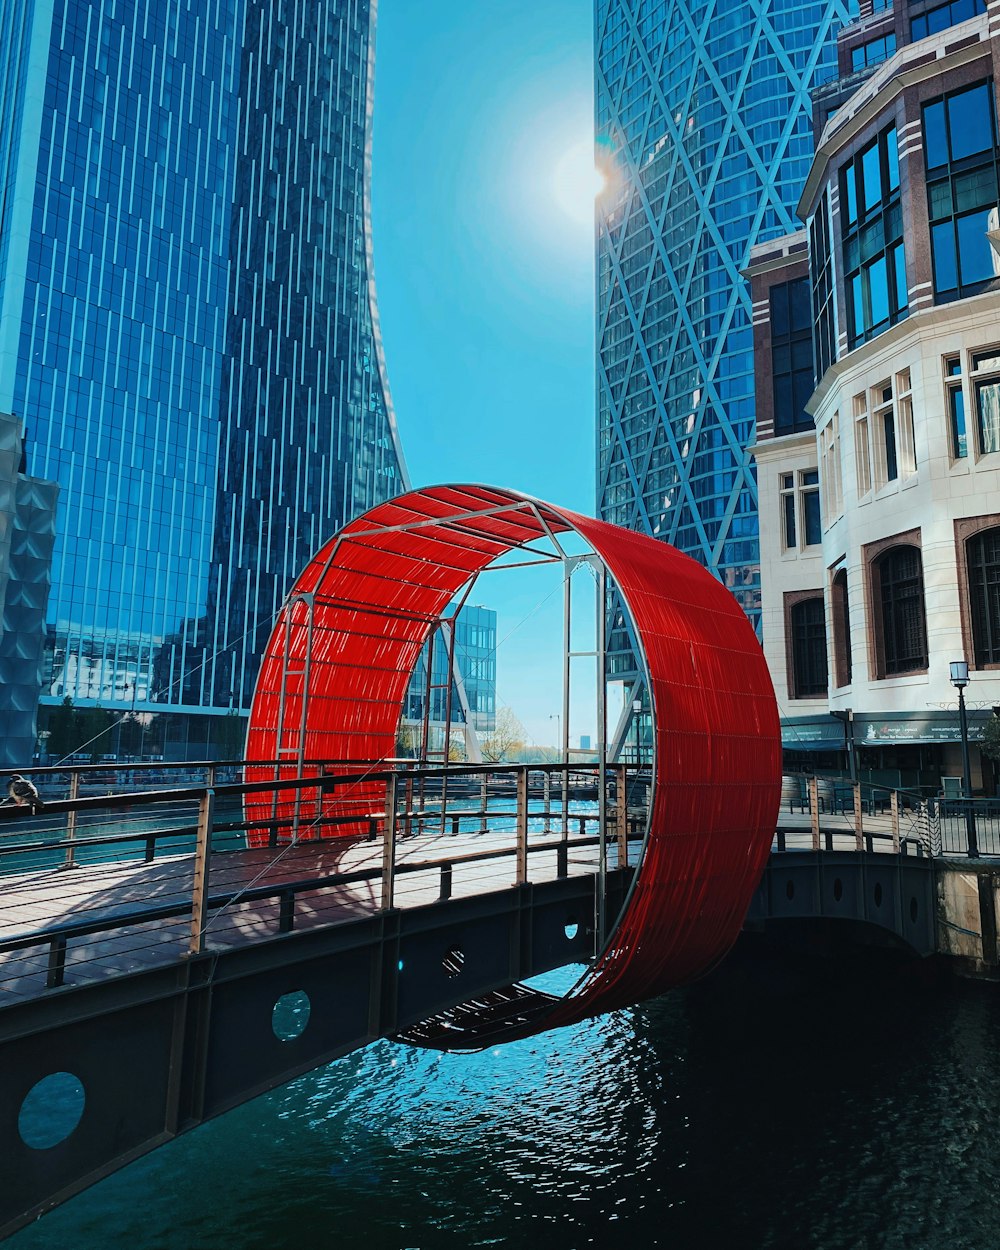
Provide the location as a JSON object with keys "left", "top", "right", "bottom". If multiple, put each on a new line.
{"left": 0, "top": 826, "right": 618, "bottom": 1005}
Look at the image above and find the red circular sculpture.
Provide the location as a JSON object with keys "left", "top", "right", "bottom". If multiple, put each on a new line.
{"left": 246, "top": 485, "right": 781, "bottom": 1044}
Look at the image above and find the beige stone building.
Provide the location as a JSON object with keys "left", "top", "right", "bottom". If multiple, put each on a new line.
{"left": 749, "top": 0, "right": 1000, "bottom": 791}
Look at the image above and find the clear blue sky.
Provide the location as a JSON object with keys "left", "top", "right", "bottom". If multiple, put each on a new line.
{"left": 371, "top": 2, "right": 599, "bottom": 748}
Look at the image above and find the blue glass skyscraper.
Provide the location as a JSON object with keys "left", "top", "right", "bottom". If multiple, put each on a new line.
{"left": 0, "top": 0, "right": 407, "bottom": 756}
{"left": 596, "top": 0, "right": 854, "bottom": 671}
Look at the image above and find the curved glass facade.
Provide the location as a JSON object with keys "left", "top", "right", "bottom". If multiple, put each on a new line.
{"left": 596, "top": 0, "right": 854, "bottom": 658}
{"left": 0, "top": 0, "right": 407, "bottom": 754}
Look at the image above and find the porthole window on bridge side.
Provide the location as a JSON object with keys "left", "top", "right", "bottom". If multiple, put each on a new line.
{"left": 18, "top": 1072, "right": 85, "bottom": 1149}
{"left": 442, "top": 948, "right": 465, "bottom": 978}
{"left": 272, "top": 990, "right": 311, "bottom": 1041}
{"left": 874, "top": 883, "right": 884, "bottom": 908}
{"left": 564, "top": 918, "right": 579, "bottom": 940}
{"left": 833, "top": 878, "right": 843, "bottom": 902}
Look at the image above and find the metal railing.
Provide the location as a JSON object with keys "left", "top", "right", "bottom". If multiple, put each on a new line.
{"left": 14, "top": 762, "right": 986, "bottom": 1004}
{"left": 778, "top": 775, "right": 935, "bottom": 856}
{"left": 932, "top": 797, "right": 1000, "bottom": 857}
{"left": 778, "top": 774, "right": 1000, "bottom": 859}
{"left": 0, "top": 761, "right": 651, "bottom": 1002}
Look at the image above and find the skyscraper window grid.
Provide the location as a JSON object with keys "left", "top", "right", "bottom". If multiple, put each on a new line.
{"left": 596, "top": 0, "right": 854, "bottom": 678}
{"left": 0, "top": 0, "right": 407, "bottom": 756}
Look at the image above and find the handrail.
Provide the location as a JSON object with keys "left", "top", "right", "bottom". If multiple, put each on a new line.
{"left": 779, "top": 773, "right": 1000, "bottom": 858}
{"left": 0, "top": 760, "right": 633, "bottom": 822}
{"left": 0, "top": 832, "right": 617, "bottom": 957}
{"left": 0, "top": 759, "right": 650, "bottom": 995}
{"left": 0, "top": 826, "right": 628, "bottom": 990}
{"left": 14, "top": 757, "right": 641, "bottom": 779}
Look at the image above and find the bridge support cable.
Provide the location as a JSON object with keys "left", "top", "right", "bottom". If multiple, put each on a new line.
{"left": 562, "top": 555, "right": 571, "bottom": 841}
{"left": 596, "top": 560, "right": 608, "bottom": 952}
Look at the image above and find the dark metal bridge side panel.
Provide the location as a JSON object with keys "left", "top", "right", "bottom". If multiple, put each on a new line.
{"left": 0, "top": 997, "right": 177, "bottom": 1227}
{"left": 746, "top": 852, "right": 936, "bottom": 955}
{"left": 0, "top": 871, "right": 612, "bottom": 1237}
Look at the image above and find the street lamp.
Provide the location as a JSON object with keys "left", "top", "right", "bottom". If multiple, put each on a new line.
{"left": 830, "top": 707, "right": 856, "bottom": 783}
{"left": 949, "top": 660, "right": 979, "bottom": 857}
{"left": 632, "top": 699, "right": 643, "bottom": 763}
{"left": 549, "top": 714, "right": 561, "bottom": 757}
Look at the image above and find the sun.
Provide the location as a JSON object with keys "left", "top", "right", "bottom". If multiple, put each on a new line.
{"left": 552, "top": 136, "right": 606, "bottom": 226}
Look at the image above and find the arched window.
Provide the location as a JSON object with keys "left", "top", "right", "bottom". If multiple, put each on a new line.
{"left": 874, "top": 545, "right": 927, "bottom": 675}
{"left": 831, "top": 569, "right": 852, "bottom": 687}
{"left": 967, "top": 526, "right": 1000, "bottom": 665}
{"left": 790, "top": 597, "right": 828, "bottom": 697}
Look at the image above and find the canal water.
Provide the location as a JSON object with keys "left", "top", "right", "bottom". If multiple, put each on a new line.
{"left": 10, "top": 937, "right": 1000, "bottom": 1249}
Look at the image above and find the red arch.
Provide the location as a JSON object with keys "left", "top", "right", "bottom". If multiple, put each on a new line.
{"left": 246, "top": 485, "right": 780, "bottom": 1036}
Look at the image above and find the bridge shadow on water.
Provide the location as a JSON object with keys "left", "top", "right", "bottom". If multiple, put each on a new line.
{"left": 8, "top": 933, "right": 1000, "bottom": 1250}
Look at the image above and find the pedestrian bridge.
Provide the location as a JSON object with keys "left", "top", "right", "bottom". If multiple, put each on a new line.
{"left": 0, "top": 760, "right": 948, "bottom": 1237}
{"left": 0, "top": 483, "right": 933, "bottom": 1235}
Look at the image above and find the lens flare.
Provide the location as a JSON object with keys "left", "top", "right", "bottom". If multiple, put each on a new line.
{"left": 552, "top": 138, "right": 606, "bottom": 225}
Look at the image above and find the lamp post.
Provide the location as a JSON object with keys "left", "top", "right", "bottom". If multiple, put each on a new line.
{"left": 549, "top": 714, "right": 561, "bottom": 759}
{"left": 632, "top": 698, "right": 643, "bottom": 763}
{"left": 831, "top": 707, "right": 856, "bottom": 783}
{"left": 950, "top": 660, "right": 979, "bottom": 858}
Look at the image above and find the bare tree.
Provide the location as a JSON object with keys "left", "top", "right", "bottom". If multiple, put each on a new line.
{"left": 480, "top": 708, "right": 526, "bottom": 763}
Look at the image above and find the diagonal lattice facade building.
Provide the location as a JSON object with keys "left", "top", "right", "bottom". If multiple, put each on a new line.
{"left": 596, "top": 0, "right": 855, "bottom": 682}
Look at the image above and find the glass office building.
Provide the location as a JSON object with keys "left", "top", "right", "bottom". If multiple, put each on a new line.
{"left": 596, "top": 0, "right": 855, "bottom": 674}
{"left": 0, "top": 0, "right": 407, "bottom": 756}
{"left": 401, "top": 604, "right": 497, "bottom": 755}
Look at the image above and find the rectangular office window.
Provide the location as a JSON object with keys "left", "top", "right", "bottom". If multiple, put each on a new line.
{"left": 973, "top": 349, "right": 1000, "bottom": 458}
{"left": 945, "top": 355, "right": 968, "bottom": 459}
{"left": 770, "top": 278, "right": 815, "bottom": 435}
{"left": 911, "top": 0, "right": 986, "bottom": 41}
{"left": 810, "top": 191, "right": 837, "bottom": 382}
{"left": 973, "top": 348, "right": 1000, "bottom": 454}
{"left": 819, "top": 414, "right": 844, "bottom": 524}
{"left": 924, "top": 80, "right": 1000, "bottom": 302}
{"left": 872, "top": 384, "right": 898, "bottom": 486}
{"left": 855, "top": 393, "right": 872, "bottom": 495}
{"left": 896, "top": 369, "right": 916, "bottom": 478}
{"left": 802, "top": 470, "right": 822, "bottom": 546}
{"left": 851, "top": 33, "right": 896, "bottom": 73}
{"left": 841, "top": 123, "right": 907, "bottom": 346}
{"left": 869, "top": 378, "right": 913, "bottom": 488}
{"left": 949, "top": 387, "right": 969, "bottom": 458}
{"left": 781, "top": 473, "right": 796, "bottom": 548}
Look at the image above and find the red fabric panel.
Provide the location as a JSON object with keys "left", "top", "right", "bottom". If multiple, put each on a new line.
{"left": 245, "top": 485, "right": 780, "bottom": 1027}
{"left": 530, "top": 510, "right": 781, "bottom": 1029}
{"left": 245, "top": 487, "right": 568, "bottom": 835}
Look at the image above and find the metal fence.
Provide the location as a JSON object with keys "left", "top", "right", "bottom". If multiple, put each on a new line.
{"left": 779, "top": 773, "right": 1000, "bottom": 859}
{"left": 0, "top": 760, "right": 650, "bottom": 1003}
{"left": 10, "top": 762, "right": 990, "bottom": 1007}
{"left": 779, "top": 775, "right": 935, "bottom": 856}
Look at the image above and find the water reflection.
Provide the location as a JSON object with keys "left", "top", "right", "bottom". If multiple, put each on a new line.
{"left": 9, "top": 941, "right": 1000, "bottom": 1249}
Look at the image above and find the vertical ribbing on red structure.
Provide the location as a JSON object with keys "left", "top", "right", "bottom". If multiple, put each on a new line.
{"left": 245, "top": 485, "right": 780, "bottom": 1031}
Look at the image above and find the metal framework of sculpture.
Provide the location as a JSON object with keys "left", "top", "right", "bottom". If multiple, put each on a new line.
{"left": 246, "top": 484, "right": 781, "bottom": 1046}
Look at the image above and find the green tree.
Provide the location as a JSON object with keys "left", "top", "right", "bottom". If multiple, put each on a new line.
{"left": 46, "top": 698, "right": 77, "bottom": 759}
{"left": 480, "top": 708, "right": 526, "bottom": 763}
{"left": 76, "top": 706, "right": 114, "bottom": 761}
{"left": 395, "top": 724, "right": 419, "bottom": 758}
{"left": 214, "top": 710, "right": 247, "bottom": 760}
{"left": 981, "top": 712, "right": 1000, "bottom": 764}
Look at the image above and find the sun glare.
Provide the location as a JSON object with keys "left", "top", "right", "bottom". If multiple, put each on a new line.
{"left": 552, "top": 137, "right": 605, "bottom": 226}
